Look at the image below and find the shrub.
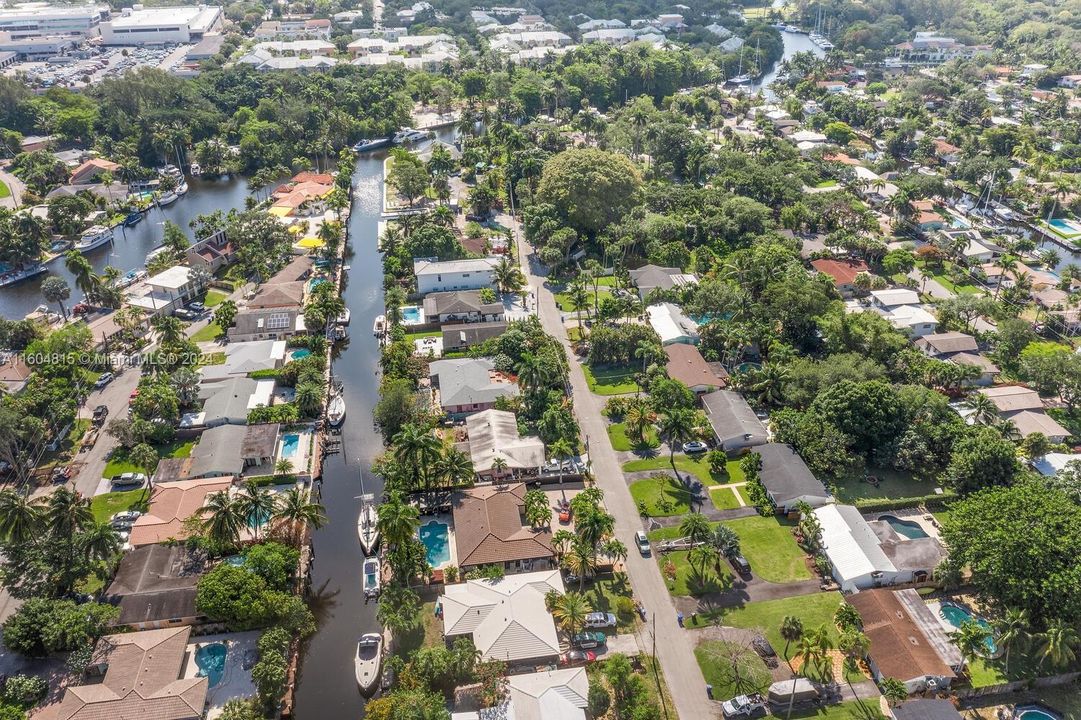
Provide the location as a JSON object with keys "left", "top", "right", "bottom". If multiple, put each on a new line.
{"left": 1, "top": 676, "right": 46, "bottom": 708}
{"left": 253, "top": 627, "right": 291, "bottom": 714}
{"left": 444, "top": 565, "right": 459, "bottom": 583}
{"left": 1, "top": 600, "right": 118, "bottom": 657}
{"left": 588, "top": 685, "right": 611, "bottom": 716}
{"left": 604, "top": 397, "right": 631, "bottom": 419}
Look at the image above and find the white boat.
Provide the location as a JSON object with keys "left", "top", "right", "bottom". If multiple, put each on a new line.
{"left": 0, "top": 264, "right": 47, "bottom": 288}
{"left": 354, "top": 633, "right": 383, "bottom": 695}
{"left": 372, "top": 314, "right": 385, "bottom": 337}
{"left": 158, "top": 191, "right": 178, "bottom": 206}
{"left": 353, "top": 137, "right": 392, "bottom": 152}
{"left": 392, "top": 128, "right": 430, "bottom": 145}
{"left": 357, "top": 496, "right": 379, "bottom": 555}
{"left": 327, "top": 393, "right": 346, "bottom": 427}
{"left": 363, "top": 556, "right": 381, "bottom": 598}
{"left": 336, "top": 308, "right": 351, "bottom": 325}
{"left": 74, "top": 226, "right": 114, "bottom": 253}
{"left": 819, "top": 40, "right": 834, "bottom": 50}
{"left": 728, "top": 75, "right": 751, "bottom": 86}
{"left": 175, "top": 181, "right": 189, "bottom": 196}
{"left": 786, "top": 25, "right": 805, "bottom": 33}
{"left": 189, "top": 162, "right": 202, "bottom": 176}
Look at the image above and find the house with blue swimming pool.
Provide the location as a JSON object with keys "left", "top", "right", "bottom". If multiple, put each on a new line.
{"left": 452, "top": 483, "right": 555, "bottom": 575}
{"left": 153, "top": 424, "right": 282, "bottom": 483}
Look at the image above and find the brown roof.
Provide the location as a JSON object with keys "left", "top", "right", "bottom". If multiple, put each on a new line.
{"left": 915, "top": 332, "right": 978, "bottom": 355}
{"left": 242, "top": 423, "right": 280, "bottom": 459}
{"left": 70, "top": 158, "right": 120, "bottom": 183}
{"left": 664, "top": 344, "right": 728, "bottom": 390}
{"left": 441, "top": 321, "right": 507, "bottom": 349}
{"left": 979, "top": 385, "right": 1043, "bottom": 413}
{"left": 128, "top": 478, "right": 233, "bottom": 547}
{"left": 0, "top": 355, "right": 31, "bottom": 384}
{"left": 35, "top": 627, "right": 207, "bottom": 720}
{"left": 848, "top": 589, "right": 956, "bottom": 683}
{"left": 248, "top": 282, "right": 305, "bottom": 309}
{"left": 810, "top": 258, "right": 869, "bottom": 286}
{"left": 104, "top": 545, "right": 206, "bottom": 627}
{"left": 268, "top": 255, "right": 313, "bottom": 285}
{"left": 452, "top": 483, "right": 553, "bottom": 568}
{"left": 933, "top": 139, "right": 961, "bottom": 155}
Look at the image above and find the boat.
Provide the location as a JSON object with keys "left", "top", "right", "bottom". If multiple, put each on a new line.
{"left": 327, "top": 393, "right": 346, "bottom": 427}
{"left": 74, "top": 226, "right": 114, "bottom": 253}
{"left": 357, "top": 496, "right": 379, "bottom": 555}
{"left": 189, "top": 162, "right": 202, "bottom": 176}
{"left": 819, "top": 40, "right": 834, "bottom": 50}
{"left": 158, "top": 191, "right": 178, "bottom": 206}
{"left": 392, "top": 128, "right": 430, "bottom": 145}
{"left": 0, "top": 264, "right": 47, "bottom": 288}
{"left": 49, "top": 239, "right": 72, "bottom": 253}
{"left": 786, "top": 25, "right": 805, "bottom": 33}
{"left": 175, "top": 181, "right": 189, "bottom": 196}
{"left": 146, "top": 245, "right": 172, "bottom": 264}
{"left": 159, "top": 164, "right": 182, "bottom": 179}
{"left": 728, "top": 75, "right": 751, "bottom": 86}
{"left": 362, "top": 556, "right": 381, "bottom": 598}
{"left": 336, "top": 308, "right": 351, "bottom": 325}
{"left": 123, "top": 211, "right": 142, "bottom": 227}
{"left": 354, "top": 633, "right": 383, "bottom": 695}
{"left": 372, "top": 314, "right": 385, "bottom": 337}
{"left": 353, "top": 137, "right": 392, "bottom": 152}
{"left": 116, "top": 269, "right": 147, "bottom": 289}
{"left": 332, "top": 325, "right": 348, "bottom": 341}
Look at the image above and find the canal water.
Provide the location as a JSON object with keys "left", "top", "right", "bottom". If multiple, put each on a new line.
{"left": 749, "top": 29, "right": 826, "bottom": 97}
{"left": 0, "top": 175, "right": 252, "bottom": 319}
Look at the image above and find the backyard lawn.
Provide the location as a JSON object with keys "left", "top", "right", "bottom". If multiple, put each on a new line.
{"left": 648, "top": 525, "right": 732, "bottom": 596}
{"left": 0, "top": 179, "right": 9, "bottom": 199}
{"left": 831, "top": 467, "right": 939, "bottom": 504}
{"left": 583, "top": 364, "right": 639, "bottom": 395}
{"left": 90, "top": 489, "right": 145, "bottom": 524}
{"left": 629, "top": 475, "right": 694, "bottom": 516}
{"left": 623, "top": 455, "right": 729, "bottom": 485}
{"left": 727, "top": 516, "right": 811, "bottom": 583}
{"left": 190, "top": 321, "right": 223, "bottom": 342}
{"left": 104, "top": 440, "right": 195, "bottom": 477}
{"left": 579, "top": 575, "right": 638, "bottom": 632}
{"left": 709, "top": 486, "right": 741, "bottom": 510}
{"left": 395, "top": 600, "right": 443, "bottom": 656}
{"left": 607, "top": 422, "right": 659, "bottom": 452}
{"left": 695, "top": 639, "right": 772, "bottom": 700}
{"left": 203, "top": 290, "right": 228, "bottom": 307}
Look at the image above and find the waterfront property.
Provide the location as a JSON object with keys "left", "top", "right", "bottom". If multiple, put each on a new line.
{"left": 414, "top": 257, "right": 500, "bottom": 294}
{"left": 154, "top": 424, "right": 280, "bottom": 482}
{"left": 126, "top": 265, "right": 208, "bottom": 317}
{"left": 199, "top": 340, "right": 287, "bottom": 381}
{"left": 757, "top": 443, "right": 831, "bottom": 512}
{"left": 421, "top": 290, "right": 504, "bottom": 325}
{"left": 419, "top": 516, "right": 456, "bottom": 569}
{"left": 450, "top": 667, "right": 589, "bottom": 720}
{"left": 464, "top": 409, "right": 545, "bottom": 479}
{"left": 441, "top": 321, "right": 508, "bottom": 352}
{"left": 193, "top": 377, "right": 277, "bottom": 427}
{"left": 452, "top": 483, "right": 554, "bottom": 575}
{"left": 182, "top": 631, "right": 259, "bottom": 719}
{"left": 128, "top": 478, "right": 234, "bottom": 546}
{"left": 440, "top": 570, "right": 564, "bottom": 667}
{"left": 185, "top": 230, "right": 235, "bottom": 274}
{"left": 104, "top": 544, "right": 208, "bottom": 630}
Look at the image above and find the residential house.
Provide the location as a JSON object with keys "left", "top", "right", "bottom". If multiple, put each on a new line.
{"left": 228, "top": 260, "right": 310, "bottom": 342}
{"left": 810, "top": 258, "right": 869, "bottom": 297}
{"left": 664, "top": 344, "right": 728, "bottom": 393}
{"left": 1059, "top": 74, "right": 1081, "bottom": 89}
{"left": 184, "top": 229, "right": 235, "bottom": 273}
{"left": 69, "top": 158, "right": 120, "bottom": 184}
{"left": 646, "top": 303, "right": 699, "bottom": 345}
{"left": 932, "top": 139, "right": 961, "bottom": 164}
{"left": 1032, "top": 452, "right": 1081, "bottom": 477}
{"left": 976, "top": 385, "right": 1069, "bottom": 442}
{"left": 0, "top": 354, "right": 31, "bottom": 394}
{"left": 35, "top": 627, "right": 207, "bottom": 720}
{"left": 701, "top": 389, "right": 768, "bottom": 454}
{"left": 870, "top": 288, "right": 921, "bottom": 310}
{"left": 429, "top": 358, "right": 518, "bottom": 415}
{"left": 452, "top": 483, "right": 554, "bottom": 574}
{"left": 415, "top": 258, "right": 500, "bottom": 294}
{"left": 268, "top": 172, "right": 335, "bottom": 217}
{"left": 628, "top": 264, "right": 698, "bottom": 300}
{"left": 200, "top": 339, "right": 287, "bottom": 381}
{"left": 196, "top": 376, "right": 276, "bottom": 427}
{"left": 913, "top": 332, "right": 999, "bottom": 385}
{"left": 884, "top": 304, "right": 939, "bottom": 337}
{"left": 757, "top": 443, "right": 831, "bottom": 513}
{"left": 892, "top": 700, "right": 964, "bottom": 720}
{"left": 848, "top": 589, "right": 960, "bottom": 694}
{"left": 442, "top": 321, "right": 508, "bottom": 352}
{"left": 128, "top": 477, "right": 233, "bottom": 546}
{"left": 154, "top": 423, "right": 279, "bottom": 482}
{"left": 422, "top": 290, "right": 504, "bottom": 325}
{"left": 103, "top": 544, "right": 208, "bottom": 630}
{"left": 813, "top": 504, "right": 946, "bottom": 592}
{"left": 911, "top": 200, "right": 946, "bottom": 232}
{"left": 441, "top": 570, "right": 564, "bottom": 667}
{"left": 126, "top": 265, "right": 207, "bottom": 317}
{"left": 464, "top": 409, "right": 545, "bottom": 479}
{"left": 450, "top": 668, "right": 589, "bottom": 720}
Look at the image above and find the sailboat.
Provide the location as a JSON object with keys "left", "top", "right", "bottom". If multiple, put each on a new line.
{"left": 355, "top": 633, "right": 383, "bottom": 695}
{"left": 327, "top": 392, "right": 346, "bottom": 427}
{"left": 728, "top": 44, "right": 751, "bottom": 86}
{"left": 357, "top": 491, "right": 380, "bottom": 555}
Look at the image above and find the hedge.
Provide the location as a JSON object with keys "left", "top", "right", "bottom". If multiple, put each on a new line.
{"left": 853, "top": 493, "right": 955, "bottom": 513}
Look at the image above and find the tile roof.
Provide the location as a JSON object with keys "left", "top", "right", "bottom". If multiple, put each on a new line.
{"left": 979, "top": 385, "right": 1043, "bottom": 413}
{"left": 104, "top": 545, "right": 206, "bottom": 627}
{"left": 663, "top": 344, "right": 728, "bottom": 390}
{"left": 128, "top": 478, "right": 233, "bottom": 546}
{"left": 848, "top": 589, "right": 958, "bottom": 683}
{"left": 810, "top": 258, "right": 869, "bottom": 286}
{"left": 453, "top": 482, "right": 553, "bottom": 567}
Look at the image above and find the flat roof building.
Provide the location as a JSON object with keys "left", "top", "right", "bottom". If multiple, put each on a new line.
{"left": 100, "top": 5, "right": 223, "bottom": 45}
{"left": 0, "top": 4, "right": 105, "bottom": 40}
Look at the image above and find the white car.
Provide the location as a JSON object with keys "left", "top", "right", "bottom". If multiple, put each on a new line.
{"left": 109, "top": 472, "right": 147, "bottom": 488}
{"left": 583, "top": 612, "right": 617, "bottom": 629}
{"left": 635, "top": 530, "right": 651, "bottom": 556}
{"left": 721, "top": 694, "right": 766, "bottom": 718}
{"left": 683, "top": 441, "right": 709, "bottom": 454}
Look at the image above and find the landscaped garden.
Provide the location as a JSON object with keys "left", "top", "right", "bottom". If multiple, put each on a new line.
{"left": 830, "top": 467, "right": 940, "bottom": 505}
{"left": 648, "top": 525, "right": 732, "bottom": 596}
{"left": 579, "top": 575, "right": 638, "bottom": 632}
{"left": 629, "top": 475, "right": 694, "bottom": 516}
{"left": 103, "top": 439, "right": 195, "bottom": 477}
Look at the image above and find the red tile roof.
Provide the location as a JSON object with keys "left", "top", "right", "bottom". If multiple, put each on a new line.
{"left": 810, "top": 258, "right": 869, "bottom": 286}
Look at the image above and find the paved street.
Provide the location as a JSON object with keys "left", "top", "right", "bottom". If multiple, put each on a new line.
{"left": 0, "top": 165, "right": 25, "bottom": 210}
{"left": 508, "top": 213, "right": 719, "bottom": 719}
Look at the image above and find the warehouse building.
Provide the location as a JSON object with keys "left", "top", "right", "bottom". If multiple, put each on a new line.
{"left": 100, "top": 4, "right": 222, "bottom": 45}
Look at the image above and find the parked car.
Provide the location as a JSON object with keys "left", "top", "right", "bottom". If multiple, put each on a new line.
{"left": 50, "top": 466, "right": 72, "bottom": 484}
{"left": 129, "top": 389, "right": 140, "bottom": 404}
{"left": 730, "top": 554, "right": 752, "bottom": 577}
{"left": 572, "top": 631, "right": 607, "bottom": 649}
{"left": 721, "top": 693, "right": 767, "bottom": 718}
{"left": 187, "top": 301, "right": 205, "bottom": 313}
{"left": 559, "top": 649, "right": 596, "bottom": 667}
{"left": 110, "top": 510, "right": 142, "bottom": 527}
{"left": 92, "top": 404, "right": 109, "bottom": 425}
{"left": 683, "top": 440, "right": 708, "bottom": 454}
{"left": 635, "top": 530, "right": 651, "bottom": 556}
{"left": 751, "top": 636, "right": 776, "bottom": 658}
{"left": 583, "top": 612, "right": 617, "bottom": 629}
{"left": 94, "top": 372, "right": 114, "bottom": 389}
{"left": 109, "top": 472, "right": 146, "bottom": 488}
{"left": 174, "top": 308, "right": 198, "bottom": 321}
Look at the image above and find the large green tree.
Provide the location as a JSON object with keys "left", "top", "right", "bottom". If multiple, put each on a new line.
{"left": 536, "top": 148, "right": 642, "bottom": 234}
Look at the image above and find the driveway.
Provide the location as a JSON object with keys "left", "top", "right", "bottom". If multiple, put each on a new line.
{"left": 0, "top": 165, "right": 24, "bottom": 210}
{"left": 508, "top": 212, "right": 720, "bottom": 719}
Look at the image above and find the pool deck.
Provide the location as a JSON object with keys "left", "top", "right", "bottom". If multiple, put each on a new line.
{"left": 866, "top": 508, "right": 942, "bottom": 540}
{"left": 275, "top": 427, "right": 314, "bottom": 476}
{"left": 184, "top": 630, "right": 259, "bottom": 719}
{"left": 418, "top": 513, "right": 457, "bottom": 570}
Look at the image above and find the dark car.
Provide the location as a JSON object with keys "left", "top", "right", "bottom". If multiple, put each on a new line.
{"left": 187, "top": 301, "right": 206, "bottom": 313}
{"left": 572, "top": 631, "right": 607, "bottom": 649}
{"left": 174, "top": 308, "right": 198, "bottom": 321}
{"left": 730, "top": 555, "right": 752, "bottom": 577}
{"left": 92, "top": 404, "right": 109, "bottom": 425}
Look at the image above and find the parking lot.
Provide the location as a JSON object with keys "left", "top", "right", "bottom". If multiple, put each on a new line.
{"left": 2, "top": 43, "right": 194, "bottom": 89}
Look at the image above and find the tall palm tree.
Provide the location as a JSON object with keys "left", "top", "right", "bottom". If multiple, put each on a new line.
{"left": 964, "top": 392, "right": 999, "bottom": 426}
{"left": 392, "top": 425, "right": 442, "bottom": 493}
{"left": 44, "top": 487, "right": 93, "bottom": 538}
{"left": 994, "top": 609, "right": 1029, "bottom": 675}
{"left": 564, "top": 537, "right": 596, "bottom": 591}
{"left": 838, "top": 630, "right": 870, "bottom": 712}
{"left": 547, "top": 438, "right": 574, "bottom": 499}
{"left": 601, "top": 538, "right": 627, "bottom": 569}
{"left": 198, "top": 491, "right": 245, "bottom": 548}
{"left": 377, "top": 491, "right": 420, "bottom": 549}
{"left": 64, "top": 250, "right": 98, "bottom": 301}
{"left": 657, "top": 408, "right": 696, "bottom": 476}
{"left": 679, "top": 512, "right": 712, "bottom": 544}
{"left": 551, "top": 592, "right": 592, "bottom": 636}
{"left": 1037, "top": 620, "right": 1080, "bottom": 669}
{"left": 516, "top": 353, "right": 555, "bottom": 395}
{"left": 0, "top": 490, "right": 41, "bottom": 544}
{"left": 432, "top": 448, "right": 474, "bottom": 489}
{"left": 152, "top": 315, "right": 184, "bottom": 347}
{"left": 950, "top": 620, "right": 991, "bottom": 673}
{"left": 274, "top": 487, "right": 327, "bottom": 546}
{"left": 493, "top": 256, "right": 523, "bottom": 294}
{"left": 779, "top": 616, "right": 803, "bottom": 672}
{"left": 634, "top": 340, "right": 664, "bottom": 375}
{"left": 236, "top": 481, "right": 276, "bottom": 541}
{"left": 80, "top": 521, "right": 121, "bottom": 562}
{"left": 624, "top": 402, "right": 656, "bottom": 445}
{"left": 568, "top": 282, "right": 590, "bottom": 332}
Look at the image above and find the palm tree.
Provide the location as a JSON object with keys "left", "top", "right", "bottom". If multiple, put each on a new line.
{"left": 490, "top": 457, "right": 509, "bottom": 479}
{"left": 779, "top": 616, "right": 803, "bottom": 672}
{"left": 748, "top": 362, "right": 789, "bottom": 406}
{"left": 274, "top": 487, "right": 327, "bottom": 546}
{"left": 152, "top": 315, "right": 184, "bottom": 347}
{"left": 564, "top": 538, "right": 596, "bottom": 591}
{"left": 393, "top": 424, "right": 442, "bottom": 493}
{"left": 64, "top": 250, "right": 98, "bottom": 301}
{"left": 838, "top": 630, "right": 870, "bottom": 713}
{"left": 377, "top": 491, "right": 420, "bottom": 549}
{"left": 1037, "top": 620, "right": 1080, "bottom": 669}
{"left": 41, "top": 276, "right": 71, "bottom": 320}
{"left": 568, "top": 281, "right": 590, "bottom": 332}
{"left": 493, "top": 256, "right": 524, "bottom": 294}
{"left": 689, "top": 544, "right": 715, "bottom": 577}
{"left": 711, "top": 524, "right": 740, "bottom": 558}
{"left": 236, "top": 481, "right": 276, "bottom": 541}
{"left": 432, "top": 448, "right": 474, "bottom": 489}
{"left": 547, "top": 438, "right": 574, "bottom": 499}
{"left": 44, "top": 487, "right": 93, "bottom": 538}
{"left": 551, "top": 592, "right": 592, "bottom": 636}
{"left": 198, "top": 491, "right": 245, "bottom": 548}
{"left": 624, "top": 402, "right": 656, "bottom": 446}
{"left": 515, "top": 352, "right": 554, "bottom": 395}
{"left": 964, "top": 391, "right": 999, "bottom": 425}
{"left": 0, "top": 490, "right": 41, "bottom": 543}
{"left": 679, "top": 512, "right": 712, "bottom": 545}
{"left": 634, "top": 340, "right": 664, "bottom": 375}
{"left": 995, "top": 608, "right": 1029, "bottom": 676}
{"left": 601, "top": 538, "right": 627, "bottom": 569}
{"left": 950, "top": 620, "right": 991, "bottom": 673}
{"left": 657, "top": 408, "right": 696, "bottom": 476}
{"left": 80, "top": 521, "right": 121, "bottom": 562}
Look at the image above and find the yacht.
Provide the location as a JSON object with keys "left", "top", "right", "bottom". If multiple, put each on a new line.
{"left": 189, "top": 162, "right": 202, "bottom": 176}
{"left": 123, "top": 211, "right": 143, "bottom": 227}
{"left": 74, "top": 226, "right": 114, "bottom": 253}
{"left": 819, "top": 39, "right": 835, "bottom": 50}
{"left": 0, "top": 264, "right": 47, "bottom": 288}
{"left": 785, "top": 25, "right": 805, "bottom": 33}
{"left": 362, "top": 557, "right": 381, "bottom": 598}
{"left": 392, "top": 128, "right": 430, "bottom": 145}
{"left": 158, "top": 191, "right": 178, "bottom": 206}
{"left": 336, "top": 308, "right": 351, "bottom": 325}
{"left": 372, "top": 314, "right": 386, "bottom": 337}
{"left": 175, "top": 181, "right": 189, "bottom": 196}
{"left": 353, "top": 137, "right": 392, "bottom": 152}
{"left": 357, "top": 496, "right": 379, "bottom": 555}
{"left": 354, "top": 633, "right": 383, "bottom": 695}
{"left": 327, "top": 393, "right": 346, "bottom": 427}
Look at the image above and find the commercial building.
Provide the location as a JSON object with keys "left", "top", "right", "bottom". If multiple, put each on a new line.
{"left": 0, "top": 4, "right": 105, "bottom": 40}
{"left": 100, "top": 5, "right": 223, "bottom": 46}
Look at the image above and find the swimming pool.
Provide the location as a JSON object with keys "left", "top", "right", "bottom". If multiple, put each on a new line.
{"left": 878, "top": 514, "right": 929, "bottom": 540}
{"left": 194, "top": 643, "right": 227, "bottom": 688}
{"left": 290, "top": 349, "right": 311, "bottom": 361}
{"left": 247, "top": 507, "right": 273, "bottom": 529}
{"left": 950, "top": 216, "right": 971, "bottom": 229}
{"left": 224, "top": 555, "right": 246, "bottom": 567}
{"left": 401, "top": 305, "right": 423, "bottom": 324}
{"left": 281, "top": 433, "right": 300, "bottom": 458}
{"left": 940, "top": 603, "right": 998, "bottom": 655}
{"left": 419, "top": 520, "right": 450, "bottom": 567}
{"left": 1016, "top": 705, "right": 1063, "bottom": 720}
{"left": 1048, "top": 218, "right": 1081, "bottom": 236}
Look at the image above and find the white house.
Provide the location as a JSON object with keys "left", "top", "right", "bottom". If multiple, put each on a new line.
{"left": 451, "top": 668, "right": 589, "bottom": 720}
{"left": 100, "top": 5, "right": 223, "bottom": 45}
{"left": 646, "top": 303, "right": 699, "bottom": 345}
{"left": 126, "top": 265, "right": 206, "bottom": 317}
{"left": 414, "top": 258, "right": 499, "bottom": 294}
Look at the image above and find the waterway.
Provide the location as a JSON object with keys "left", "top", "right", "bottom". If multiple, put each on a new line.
{"left": 748, "top": 29, "right": 826, "bottom": 97}
{"left": 0, "top": 175, "right": 252, "bottom": 319}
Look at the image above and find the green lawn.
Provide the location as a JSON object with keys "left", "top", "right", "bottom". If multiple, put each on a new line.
{"left": 190, "top": 322, "right": 223, "bottom": 342}
{"left": 831, "top": 467, "right": 939, "bottom": 504}
{"left": 630, "top": 475, "right": 694, "bottom": 517}
{"left": 623, "top": 455, "right": 729, "bottom": 485}
{"left": 583, "top": 364, "right": 639, "bottom": 395}
{"left": 394, "top": 600, "right": 443, "bottom": 657}
{"left": 607, "top": 422, "right": 659, "bottom": 452}
{"left": 203, "top": 289, "right": 227, "bottom": 307}
{"left": 1021, "top": 683, "right": 1081, "bottom": 719}
{"left": 648, "top": 525, "right": 732, "bottom": 597}
{"left": 695, "top": 639, "right": 772, "bottom": 700}
{"left": 709, "top": 487, "right": 741, "bottom": 510}
{"left": 736, "top": 485, "right": 753, "bottom": 506}
{"left": 690, "top": 593, "right": 847, "bottom": 652}
{"left": 813, "top": 179, "right": 838, "bottom": 188}
{"left": 728, "top": 516, "right": 811, "bottom": 583}
{"left": 0, "top": 178, "right": 9, "bottom": 199}
{"left": 788, "top": 702, "right": 886, "bottom": 720}
{"left": 404, "top": 330, "right": 441, "bottom": 341}
{"left": 578, "top": 575, "right": 638, "bottom": 632}
{"left": 90, "top": 489, "right": 145, "bottom": 524}
{"left": 104, "top": 440, "right": 195, "bottom": 477}
{"left": 554, "top": 286, "right": 612, "bottom": 313}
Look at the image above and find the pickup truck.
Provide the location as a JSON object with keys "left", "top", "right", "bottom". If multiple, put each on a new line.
{"left": 721, "top": 693, "right": 766, "bottom": 718}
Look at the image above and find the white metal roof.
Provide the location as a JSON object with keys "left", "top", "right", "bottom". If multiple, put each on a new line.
{"left": 814, "top": 504, "right": 895, "bottom": 582}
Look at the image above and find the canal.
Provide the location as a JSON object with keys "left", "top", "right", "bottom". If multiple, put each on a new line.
{"left": 0, "top": 175, "right": 253, "bottom": 319}
{"left": 749, "top": 28, "right": 826, "bottom": 97}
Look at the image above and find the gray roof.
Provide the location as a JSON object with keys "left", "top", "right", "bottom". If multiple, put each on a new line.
{"left": 422, "top": 290, "right": 503, "bottom": 317}
{"left": 199, "top": 376, "right": 268, "bottom": 426}
{"left": 893, "top": 700, "right": 963, "bottom": 720}
{"left": 200, "top": 339, "right": 285, "bottom": 380}
{"left": 414, "top": 257, "right": 499, "bottom": 276}
{"left": 629, "top": 264, "right": 682, "bottom": 293}
{"left": 701, "top": 390, "right": 768, "bottom": 448}
{"left": 757, "top": 443, "right": 830, "bottom": 507}
{"left": 442, "top": 321, "right": 508, "bottom": 349}
{"left": 104, "top": 545, "right": 206, "bottom": 626}
{"left": 429, "top": 358, "right": 518, "bottom": 409}
{"left": 188, "top": 425, "right": 247, "bottom": 477}
{"left": 868, "top": 519, "right": 947, "bottom": 572}
{"left": 915, "top": 332, "right": 978, "bottom": 355}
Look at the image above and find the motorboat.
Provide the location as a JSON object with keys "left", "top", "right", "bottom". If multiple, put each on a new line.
{"left": 146, "top": 245, "right": 171, "bottom": 264}
{"left": 123, "top": 211, "right": 143, "bottom": 227}
{"left": 332, "top": 325, "right": 348, "bottom": 341}
{"left": 116, "top": 269, "right": 147, "bottom": 288}
{"left": 372, "top": 314, "right": 385, "bottom": 337}
{"left": 49, "top": 239, "right": 72, "bottom": 253}
{"left": 336, "top": 308, "right": 351, "bottom": 325}
{"left": 392, "top": 128, "right": 430, "bottom": 145}
{"left": 159, "top": 164, "right": 182, "bottom": 179}
{"left": 353, "top": 137, "right": 392, "bottom": 152}
{"left": 327, "top": 393, "right": 346, "bottom": 427}
{"left": 0, "top": 264, "right": 47, "bottom": 288}
{"left": 175, "top": 181, "right": 189, "bottom": 196}
{"left": 728, "top": 75, "right": 751, "bottom": 86}
{"left": 354, "top": 633, "right": 383, "bottom": 695}
{"left": 785, "top": 25, "right": 805, "bottom": 33}
{"left": 357, "top": 495, "right": 379, "bottom": 555}
{"left": 362, "top": 556, "right": 381, "bottom": 598}
{"left": 74, "top": 226, "right": 114, "bottom": 253}
{"left": 819, "top": 40, "right": 834, "bottom": 50}
{"left": 189, "top": 162, "right": 202, "bottom": 176}
{"left": 158, "top": 191, "right": 178, "bottom": 206}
